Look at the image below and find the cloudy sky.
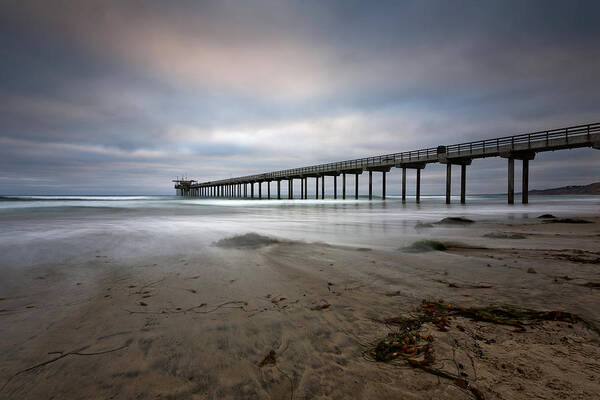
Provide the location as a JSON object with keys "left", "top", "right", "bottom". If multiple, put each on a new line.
{"left": 1, "top": 0, "right": 599, "bottom": 195}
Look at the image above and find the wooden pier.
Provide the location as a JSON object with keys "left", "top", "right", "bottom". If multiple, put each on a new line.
{"left": 174, "top": 122, "right": 600, "bottom": 204}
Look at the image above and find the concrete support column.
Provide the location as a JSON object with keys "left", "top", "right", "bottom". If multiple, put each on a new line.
{"left": 304, "top": 178, "right": 307, "bottom": 199}
{"left": 355, "top": 174, "right": 359, "bottom": 199}
{"left": 244, "top": 184, "right": 247, "bottom": 198}
{"left": 305, "top": 178, "right": 308, "bottom": 199}
{"left": 315, "top": 177, "right": 319, "bottom": 199}
{"left": 446, "top": 163, "right": 451, "bottom": 204}
{"left": 368, "top": 171, "right": 373, "bottom": 200}
{"left": 508, "top": 158, "right": 515, "bottom": 204}
{"left": 277, "top": 180, "right": 281, "bottom": 200}
{"left": 522, "top": 159, "right": 529, "bottom": 204}
{"left": 416, "top": 169, "right": 421, "bottom": 203}
{"left": 251, "top": 183, "right": 254, "bottom": 198}
{"left": 267, "top": 182, "right": 271, "bottom": 199}
{"left": 334, "top": 175, "right": 337, "bottom": 199}
{"left": 382, "top": 171, "right": 386, "bottom": 200}
{"left": 259, "top": 182, "right": 262, "bottom": 199}
{"left": 321, "top": 176, "right": 325, "bottom": 199}
{"left": 342, "top": 173, "right": 346, "bottom": 199}
{"left": 461, "top": 165, "right": 466, "bottom": 204}
{"left": 402, "top": 168, "right": 406, "bottom": 202}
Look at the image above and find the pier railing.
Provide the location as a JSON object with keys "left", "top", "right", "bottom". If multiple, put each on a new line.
{"left": 195, "top": 122, "right": 600, "bottom": 186}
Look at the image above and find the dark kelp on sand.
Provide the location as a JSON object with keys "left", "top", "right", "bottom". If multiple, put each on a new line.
{"left": 370, "top": 299, "right": 599, "bottom": 400}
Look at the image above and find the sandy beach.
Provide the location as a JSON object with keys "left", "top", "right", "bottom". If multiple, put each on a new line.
{"left": 1, "top": 214, "right": 599, "bottom": 399}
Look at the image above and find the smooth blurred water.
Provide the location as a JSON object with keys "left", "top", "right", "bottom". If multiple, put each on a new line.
{"left": 0, "top": 194, "right": 598, "bottom": 268}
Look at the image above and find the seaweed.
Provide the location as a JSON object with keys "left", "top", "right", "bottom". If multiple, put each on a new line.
{"left": 371, "top": 299, "right": 598, "bottom": 400}
{"left": 258, "top": 349, "right": 277, "bottom": 367}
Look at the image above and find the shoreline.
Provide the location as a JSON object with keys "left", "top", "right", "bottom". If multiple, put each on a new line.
{"left": 1, "top": 215, "right": 599, "bottom": 399}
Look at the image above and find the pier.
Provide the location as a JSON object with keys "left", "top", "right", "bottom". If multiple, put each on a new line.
{"left": 174, "top": 122, "right": 600, "bottom": 204}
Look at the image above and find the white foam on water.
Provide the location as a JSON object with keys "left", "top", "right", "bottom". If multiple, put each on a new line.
{"left": 0, "top": 194, "right": 598, "bottom": 268}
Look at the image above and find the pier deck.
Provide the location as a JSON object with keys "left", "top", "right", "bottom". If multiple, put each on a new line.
{"left": 174, "top": 122, "right": 600, "bottom": 204}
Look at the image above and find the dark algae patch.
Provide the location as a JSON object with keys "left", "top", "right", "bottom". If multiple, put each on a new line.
{"left": 543, "top": 218, "right": 592, "bottom": 224}
{"left": 370, "top": 299, "right": 598, "bottom": 400}
{"left": 214, "top": 233, "right": 280, "bottom": 249}
{"left": 537, "top": 214, "right": 556, "bottom": 219}
{"left": 402, "top": 240, "right": 447, "bottom": 252}
{"left": 402, "top": 240, "right": 485, "bottom": 253}
{"left": 437, "top": 217, "right": 475, "bottom": 225}
{"left": 483, "top": 232, "right": 527, "bottom": 239}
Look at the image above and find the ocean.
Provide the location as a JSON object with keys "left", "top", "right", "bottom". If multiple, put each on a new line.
{"left": 1, "top": 194, "right": 598, "bottom": 268}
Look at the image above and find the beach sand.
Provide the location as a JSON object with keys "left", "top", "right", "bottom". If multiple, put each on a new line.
{"left": 1, "top": 216, "right": 599, "bottom": 399}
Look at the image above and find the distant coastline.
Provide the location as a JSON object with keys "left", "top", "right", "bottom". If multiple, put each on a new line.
{"left": 528, "top": 182, "right": 600, "bottom": 195}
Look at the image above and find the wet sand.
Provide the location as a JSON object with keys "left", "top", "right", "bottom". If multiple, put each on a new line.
{"left": 1, "top": 216, "right": 599, "bottom": 399}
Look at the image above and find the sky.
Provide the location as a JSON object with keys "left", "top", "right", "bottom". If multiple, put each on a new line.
{"left": 1, "top": 0, "right": 599, "bottom": 195}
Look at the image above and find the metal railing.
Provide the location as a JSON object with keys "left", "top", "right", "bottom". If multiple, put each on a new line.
{"left": 195, "top": 122, "right": 599, "bottom": 186}
{"left": 445, "top": 123, "right": 598, "bottom": 157}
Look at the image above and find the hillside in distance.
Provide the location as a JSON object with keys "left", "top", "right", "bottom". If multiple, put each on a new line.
{"left": 529, "top": 182, "right": 600, "bottom": 195}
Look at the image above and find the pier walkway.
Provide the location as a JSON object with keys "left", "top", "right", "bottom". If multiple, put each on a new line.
{"left": 174, "top": 122, "right": 600, "bottom": 204}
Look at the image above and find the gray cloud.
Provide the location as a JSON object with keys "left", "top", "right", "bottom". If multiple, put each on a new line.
{"left": 0, "top": 0, "right": 599, "bottom": 195}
